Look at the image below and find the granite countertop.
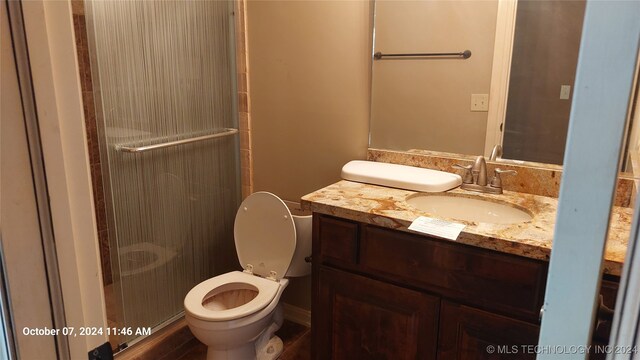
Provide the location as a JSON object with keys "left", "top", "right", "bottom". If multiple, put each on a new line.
{"left": 301, "top": 180, "right": 632, "bottom": 276}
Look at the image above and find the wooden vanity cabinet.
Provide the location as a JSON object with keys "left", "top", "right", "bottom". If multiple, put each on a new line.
{"left": 311, "top": 214, "right": 619, "bottom": 360}
{"left": 315, "top": 267, "right": 440, "bottom": 359}
{"left": 438, "top": 301, "right": 539, "bottom": 360}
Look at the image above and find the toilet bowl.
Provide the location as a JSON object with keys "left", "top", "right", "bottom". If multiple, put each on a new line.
{"left": 184, "top": 192, "right": 311, "bottom": 360}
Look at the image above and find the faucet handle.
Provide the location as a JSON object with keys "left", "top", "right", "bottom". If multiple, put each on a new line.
{"left": 495, "top": 168, "right": 517, "bottom": 175}
{"left": 490, "top": 168, "right": 517, "bottom": 190}
{"left": 453, "top": 164, "right": 474, "bottom": 184}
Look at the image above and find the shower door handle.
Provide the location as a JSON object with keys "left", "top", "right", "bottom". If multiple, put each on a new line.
{"left": 115, "top": 128, "right": 238, "bottom": 153}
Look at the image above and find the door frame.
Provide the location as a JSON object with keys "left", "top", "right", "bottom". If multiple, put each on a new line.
{"left": 537, "top": 1, "right": 640, "bottom": 356}
{"left": 3, "top": 0, "right": 68, "bottom": 358}
{"left": 18, "top": 0, "right": 109, "bottom": 357}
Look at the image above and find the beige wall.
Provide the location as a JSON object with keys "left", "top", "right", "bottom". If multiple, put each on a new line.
{"left": 370, "top": 0, "right": 498, "bottom": 155}
{"left": 246, "top": 0, "right": 372, "bottom": 311}
{"left": 247, "top": 0, "right": 371, "bottom": 202}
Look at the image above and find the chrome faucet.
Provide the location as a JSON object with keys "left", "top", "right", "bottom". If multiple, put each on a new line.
{"left": 489, "top": 144, "right": 503, "bottom": 161}
{"left": 453, "top": 155, "right": 516, "bottom": 194}
{"left": 473, "top": 156, "right": 488, "bottom": 186}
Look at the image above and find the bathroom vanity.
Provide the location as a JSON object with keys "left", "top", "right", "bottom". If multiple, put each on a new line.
{"left": 302, "top": 181, "right": 628, "bottom": 359}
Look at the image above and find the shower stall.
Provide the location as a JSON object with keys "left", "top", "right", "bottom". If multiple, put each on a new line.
{"left": 85, "top": 0, "right": 241, "bottom": 347}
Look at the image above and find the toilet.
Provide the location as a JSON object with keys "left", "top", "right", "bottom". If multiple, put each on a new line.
{"left": 184, "top": 192, "right": 312, "bottom": 360}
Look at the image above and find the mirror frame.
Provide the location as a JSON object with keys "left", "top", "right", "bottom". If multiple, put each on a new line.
{"left": 484, "top": 0, "right": 516, "bottom": 157}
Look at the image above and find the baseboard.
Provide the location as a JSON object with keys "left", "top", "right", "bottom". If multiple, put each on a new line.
{"left": 282, "top": 303, "right": 311, "bottom": 328}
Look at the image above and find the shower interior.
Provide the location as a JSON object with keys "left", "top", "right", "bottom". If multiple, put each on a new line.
{"left": 77, "top": 0, "right": 242, "bottom": 350}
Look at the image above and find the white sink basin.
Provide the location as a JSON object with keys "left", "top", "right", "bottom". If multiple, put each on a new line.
{"left": 407, "top": 194, "right": 532, "bottom": 224}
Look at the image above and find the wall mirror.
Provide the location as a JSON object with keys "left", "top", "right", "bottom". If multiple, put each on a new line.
{"left": 369, "top": 0, "right": 639, "bottom": 172}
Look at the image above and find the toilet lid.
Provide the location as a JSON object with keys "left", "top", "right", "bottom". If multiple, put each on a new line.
{"left": 234, "top": 192, "right": 296, "bottom": 280}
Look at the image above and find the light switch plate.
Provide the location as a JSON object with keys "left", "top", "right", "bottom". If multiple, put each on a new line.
{"left": 471, "top": 94, "right": 489, "bottom": 112}
{"left": 560, "top": 85, "right": 571, "bottom": 100}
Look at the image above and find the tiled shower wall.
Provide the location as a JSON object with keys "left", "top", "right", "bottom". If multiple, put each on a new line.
{"left": 235, "top": 0, "right": 254, "bottom": 199}
{"left": 71, "top": 0, "right": 253, "bottom": 286}
{"left": 71, "top": 0, "right": 111, "bottom": 284}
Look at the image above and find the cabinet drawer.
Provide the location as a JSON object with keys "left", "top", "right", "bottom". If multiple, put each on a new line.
{"left": 316, "top": 215, "right": 359, "bottom": 266}
{"left": 359, "top": 225, "right": 547, "bottom": 321}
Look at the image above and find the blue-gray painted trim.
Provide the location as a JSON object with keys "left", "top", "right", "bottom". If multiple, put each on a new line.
{"left": 538, "top": 1, "right": 640, "bottom": 359}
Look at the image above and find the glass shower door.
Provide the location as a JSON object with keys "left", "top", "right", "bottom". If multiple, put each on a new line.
{"left": 86, "top": 0, "right": 241, "bottom": 345}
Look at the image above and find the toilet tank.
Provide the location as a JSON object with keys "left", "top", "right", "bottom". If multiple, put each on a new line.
{"left": 286, "top": 212, "right": 312, "bottom": 277}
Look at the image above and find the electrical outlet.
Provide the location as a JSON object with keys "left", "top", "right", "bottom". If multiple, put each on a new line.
{"left": 560, "top": 85, "right": 571, "bottom": 100}
{"left": 471, "top": 94, "right": 489, "bottom": 112}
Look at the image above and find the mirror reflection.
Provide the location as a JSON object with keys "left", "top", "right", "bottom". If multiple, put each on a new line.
{"left": 369, "top": 0, "right": 637, "bottom": 170}
{"left": 502, "top": 0, "right": 584, "bottom": 164}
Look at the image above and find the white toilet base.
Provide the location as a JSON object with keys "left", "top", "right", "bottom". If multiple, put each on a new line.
{"left": 203, "top": 334, "right": 283, "bottom": 360}
{"left": 200, "top": 305, "right": 284, "bottom": 360}
{"left": 256, "top": 335, "right": 283, "bottom": 360}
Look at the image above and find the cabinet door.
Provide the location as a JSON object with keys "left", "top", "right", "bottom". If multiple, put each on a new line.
{"left": 438, "top": 301, "right": 540, "bottom": 360}
{"left": 314, "top": 268, "right": 439, "bottom": 360}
